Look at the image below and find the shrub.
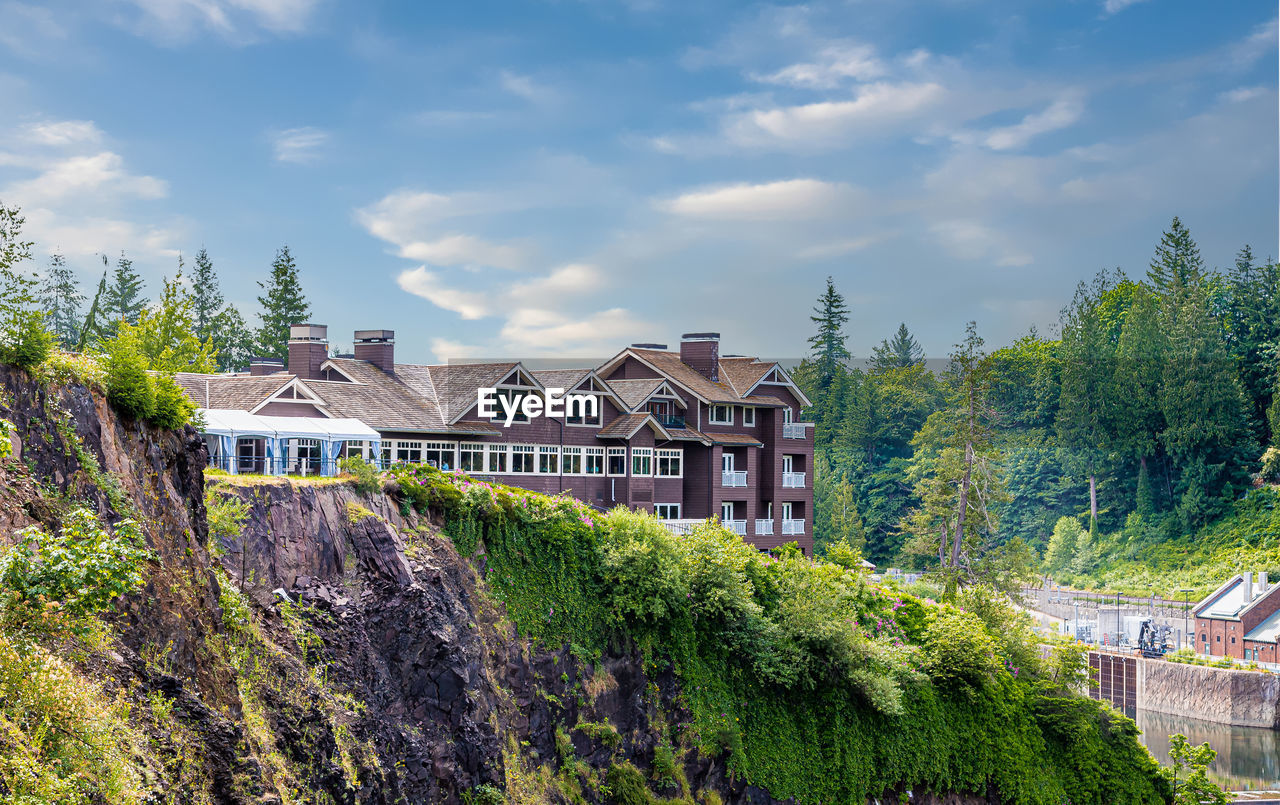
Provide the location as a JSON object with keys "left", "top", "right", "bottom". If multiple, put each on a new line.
{"left": 0, "top": 307, "right": 53, "bottom": 369}
{"left": 103, "top": 332, "right": 154, "bottom": 420}
{"left": 0, "top": 508, "right": 151, "bottom": 643}
{"left": 922, "top": 607, "right": 1000, "bottom": 686}
{"left": 460, "top": 783, "right": 503, "bottom": 805}
{"left": 339, "top": 455, "right": 383, "bottom": 495}
{"left": 0, "top": 418, "right": 13, "bottom": 460}
{"left": 205, "top": 487, "right": 250, "bottom": 546}
{"left": 1262, "top": 447, "right": 1280, "bottom": 484}
{"left": 149, "top": 373, "right": 194, "bottom": 429}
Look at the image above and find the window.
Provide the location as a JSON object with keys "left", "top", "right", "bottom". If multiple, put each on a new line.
{"left": 654, "top": 503, "right": 681, "bottom": 520}
{"left": 487, "top": 444, "right": 508, "bottom": 473}
{"left": 511, "top": 444, "right": 535, "bottom": 473}
{"left": 394, "top": 440, "right": 422, "bottom": 464}
{"left": 742, "top": 407, "right": 755, "bottom": 426}
{"left": 709, "top": 404, "right": 733, "bottom": 425}
{"left": 538, "top": 445, "right": 560, "bottom": 474}
{"left": 459, "top": 443, "right": 485, "bottom": 472}
{"left": 566, "top": 396, "right": 601, "bottom": 426}
{"left": 489, "top": 390, "right": 530, "bottom": 424}
{"left": 607, "top": 447, "right": 627, "bottom": 476}
{"left": 424, "top": 441, "right": 456, "bottom": 470}
{"left": 562, "top": 446, "right": 583, "bottom": 475}
{"left": 656, "top": 448, "right": 682, "bottom": 477}
{"left": 782, "top": 407, "right": 794, "bottom": 424}
{"left": 584, "top": 447, "right": 605, "bottom": 475}
{"left": 631, "top": 447, "right": 652, "bottom": 476}
{"left": 380, "top": 442, "right": 392, "bottom": 467}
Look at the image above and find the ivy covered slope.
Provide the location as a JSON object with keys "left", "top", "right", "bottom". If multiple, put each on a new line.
{"left": 394, "top": 465, "right": 1168, "bottom": 805}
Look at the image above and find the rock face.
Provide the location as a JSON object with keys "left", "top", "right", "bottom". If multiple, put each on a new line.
{"left": 0, "top": 365, "right": 994, "bottom": 805}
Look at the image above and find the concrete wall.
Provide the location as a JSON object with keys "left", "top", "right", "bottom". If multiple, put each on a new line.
{"left": 1090, "top": 650, "right": 1280, "bottom": 729}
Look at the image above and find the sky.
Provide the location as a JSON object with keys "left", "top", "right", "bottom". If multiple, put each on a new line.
{"left": 0, "top": 0, "right": 1276, "bottom": 364}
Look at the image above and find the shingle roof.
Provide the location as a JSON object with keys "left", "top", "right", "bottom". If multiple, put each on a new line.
{"left": 719, "top": 357, "right": 776, "bottom": 396}
{"left": 705, "top": 432, "right": 764, "bottom": 447}
{"left": 628, "top": 349, "right": 742, "bottom": 404}
{"left": 739, "top": 395, "right": 786, "bottom": 408}
{"left": 596, "top": 413, "right": 670, "bottom": 440}
{"left": 605, "top": 378, "right": 665, "bottom": 410}
{"left": 664, "top": 427, "right": 712, "bottom": 444}
{"left": 531, "top": 369, "right": 592, "bottom": 391}
{"left": 175, "top": 373, "right": 292, "bottom": 411}
{"left": 424, "top": 362, "right": 520, "bottom": 423}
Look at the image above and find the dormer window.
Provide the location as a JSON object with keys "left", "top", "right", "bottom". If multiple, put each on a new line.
{"left": 709, "top": 404, "right": 733, "bottom": 425}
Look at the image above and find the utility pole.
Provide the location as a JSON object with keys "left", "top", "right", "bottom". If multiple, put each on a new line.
{"left": 1178, "top": 588, "right": 1194, "bottom": 651}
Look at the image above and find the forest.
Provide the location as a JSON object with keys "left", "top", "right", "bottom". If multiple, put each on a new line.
{"left": 797, "top": 217, "right": 1280, "bottom": 596}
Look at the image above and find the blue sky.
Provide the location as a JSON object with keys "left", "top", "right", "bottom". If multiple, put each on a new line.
{"left": 0, "top": 0, "right": 1275, "bottom": 363}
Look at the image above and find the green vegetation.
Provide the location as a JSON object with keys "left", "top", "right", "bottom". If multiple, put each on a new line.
{"left": 393, "top": 464, "right": 1167, "bottom": 804}
{"left": 1165, "top": 734, "right": 1229, "bottom": 805}
{"left": 338, "top": 454, "right": 384, "bottom": 495}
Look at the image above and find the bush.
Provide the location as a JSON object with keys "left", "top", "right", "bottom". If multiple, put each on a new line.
{"left": 339, "top": 455, "right": 383, "bottom": 495}
{"left": 1262, "top": 447, "right": 1280, "bottom": 484}
{"left": 0, "top": 508, "right": 151, "bottom": 643}
{"left": 205, "top": 487, "right": 250, "bottom": 546}
{"left": 149, "top": 373, "right": 194, "bottom": 429}
{"left": 103, "top": 333, "right": 154, "bottom": 421}
{"left": 0, "top": 307, "right": 53, "bottom": 369}
{"left": 0, "top": 418, "right": 13, "bottom": 460}
{"left": 922, "top": 608, "right": 1000, "bottom": 686}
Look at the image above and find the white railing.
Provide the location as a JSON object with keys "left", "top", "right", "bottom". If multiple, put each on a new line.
{"left": 724, "top": 519, "right": 747, "bottom": 536}
{"left": 782, "top": 472, "right": 806, "bottom": 488}
{"left": 661, "top": 518, "right": 703, "bottom": 535}
{"left": 782, "top": 518, "right": 805, "bottom": 535}
{"left": 722, "top": 470, "right": 747, "bottom": 487}
{"left": 755, "top": 518, "right": 774, "bottom": 535}
{"left": 782, "top": 423, "right": 808, "bottom": 439}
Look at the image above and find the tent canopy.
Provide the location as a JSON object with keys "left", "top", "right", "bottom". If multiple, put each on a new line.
{"left": 198, "top": 409, "right": 380, "bottom": 442}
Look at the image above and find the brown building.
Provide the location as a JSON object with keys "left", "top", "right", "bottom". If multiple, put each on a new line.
{"left": 1192, "top": 572, "right": 1280, "bottom": 662}
{"left": 178, "top": 325, "right": 814, "bottom": 555}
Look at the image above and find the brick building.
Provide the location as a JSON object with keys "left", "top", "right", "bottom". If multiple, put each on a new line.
{"left": 178, "top": 325, "right": 815, "bottom": 555}
{"left": 1192, "top": 571, "right": 1280, "bottom": 661}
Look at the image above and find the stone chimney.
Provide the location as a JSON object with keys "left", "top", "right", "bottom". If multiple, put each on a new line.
{"left": 249, "top": 357, "right": 284, "bottom": 376}
{"left": 680, "top": 332, "right": 720, "bottom": 382}
{"left": 1244, "top": 571, "right": 1254, "bottom": 602}
{"left": 354, "top": 329, "right": 395, "bottom": 374}
{"left": 287, "top": 324, "right": 328, "bottom": 380}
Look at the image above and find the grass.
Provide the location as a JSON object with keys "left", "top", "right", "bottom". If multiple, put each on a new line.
{"left": 203, "top": 468, "right": 350, "bottom": 487}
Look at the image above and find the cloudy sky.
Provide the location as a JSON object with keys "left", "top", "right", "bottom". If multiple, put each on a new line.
{"left": 0, "top": 0, "right": 1275, "bottom": 362}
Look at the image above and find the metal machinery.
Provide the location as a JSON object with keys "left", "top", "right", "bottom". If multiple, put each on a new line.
{"left": 1136, "top": 618, "right": 1173, "bottom": 658}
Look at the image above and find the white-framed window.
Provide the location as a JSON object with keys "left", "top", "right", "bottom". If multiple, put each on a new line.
{"left": 584, "top": 447, "right": 605, "bottom": 475}
{"left": 511, "top": 444, "right": 535, "bottom": 473}
{"left": 742, "top": 407, "right": 755, "bottom": 426}
{"left": 424, "top": 441, "right": 456, "bottom": 470}
{"left": 782, "top": 407, "right": 794, "bottom": 424}
{"left": 566, "top": 396, "right": 601, "bottom": 426}
{"left": 489, "top": 390, "right": 531, "bottom": 424}
{"left": 709, "top": 404, "right": 733, "bottom": 425}
{"left": 459, "top": 443, "right": 485, "bottom": 472}
{"left": 656, "top": 448, "right": 683, "bottom": 477}
{"left": 562, "top": 446, "right": 583, "bottom": 475}
{"left": 631, "top": 447, "right": 653, "bottom": 476}
{"left": 538, "top": 445, "right": 560, "bottom": 474}
{"left": 487, "top": 443, "right": 508, "bottom": 473}
{"left": 394, "top": 440, "right": 422, "bottom": 464}
{"left": 607, "top": 447, "right": 627, "bottom": 476}
{"left": 381, "top": 442, "right": 392, "bottom": 467}
{"left": 654, "top": 503, "right": 681, "bottom": 520}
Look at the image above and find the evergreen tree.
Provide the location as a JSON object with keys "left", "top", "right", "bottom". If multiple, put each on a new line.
{"left": 255, "top": 245, "right": 309, "bottom": 362}
{"left": 869, "top": 323, "right": 924, "bottom": 373}
{"left": 76, "top": 262, "right": 110, "bottom": 352}
{"left": 37, "top": 253, "right": 84, "bottom": 349}
{"left": 1147, "top": 216, "right": 1206, "bottom": 307}
{"left": 1112, "top": 284, "right": 1166, "bottom": 510}
{"left": 829, "top": 477, "right": 866, "bottom": 553}
{"left": 191, "top": 247, "right": 224, "bottom": 342}
{"left": 102, "top": 251, "right": 148, "bottom": 328}
{"left": 1224, "top": 245, "right": 1280, "bottom": 443}
{"left": 128, "top": 267, "right": 218, "bottom": 373}
{"left": 806, "top": 276, "right": 851, "bottom": 392}
{"left": 212, "top": 304, "right": 255, "bottom": 371}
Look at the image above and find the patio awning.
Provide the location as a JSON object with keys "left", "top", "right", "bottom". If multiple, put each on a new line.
{"left": 198, "top": 409, "right": 380, "bottom": 441}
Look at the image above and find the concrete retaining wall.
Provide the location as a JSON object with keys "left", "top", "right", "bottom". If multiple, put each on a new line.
{"left": 1090, "top": 650, "right": 1280, "bottom": 728}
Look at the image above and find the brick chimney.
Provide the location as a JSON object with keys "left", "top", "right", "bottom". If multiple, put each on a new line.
{"left": 680, "top": 332, "right": 719, "bottom": 381}
{"left": 248, "top": 357, "right": 284, "bottom": 376}
{"left": 287, "top": 324, "right": 328, "bottom": 380}
{"left": 354, "top": 329, "right": 395, "bottom": 374}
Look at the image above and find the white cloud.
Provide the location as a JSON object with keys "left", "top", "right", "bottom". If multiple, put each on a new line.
{"left": 751, "top": 44, "right": 885, "bottom": 89}
{"left": 270, "top": 126, "right": 329, "bottom": 163}
{"left": 398, "top": 234, "right": 525, "bottom": 270}
{"left": 395, "top": 267, "right": 492, "bottom": 320}
{"left": 121, "top": 0, "right": 320, "bottom": 42}
{"left": 21, "top": 120, "right": 104, "bottom": 147}
{"left": 1221, "top": 86, "right": 1267, "bottom": 104}
{"left": 500, "top": 70, "right": 556, "bottom": 104}
{"left": 931, "top": 220, "right": 1032, "bottom": 267}
{"left": 356, "top": 189, "right": 528, "bottom": 270}
{"left": 796, "top": 233, "right": 891, "bottom": 260}
{"left": 722, "top": 81, "right": 945, "bottom": 150}
{"left": 5, "top": 151, "right": 167, "bottom": 206}
{"left": 659, "top": 178, "right": 859, "bottom": 220}
{"left": 0, "top": 3, "right": 68, "bottom": 59}
{"left": 1102, "top": 0, "right": 1150, "bottom": 16}
{"left": 954, "top": 93, "right": 1085, "bottom": 151}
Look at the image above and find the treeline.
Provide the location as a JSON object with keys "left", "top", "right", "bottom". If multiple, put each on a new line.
{"left": 799, "top": 217, "right": 1279, "bottom": 579}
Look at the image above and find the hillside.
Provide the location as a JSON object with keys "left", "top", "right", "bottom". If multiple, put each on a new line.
{"left": 0, "top": 363, "right": 1169, "bottom": 804}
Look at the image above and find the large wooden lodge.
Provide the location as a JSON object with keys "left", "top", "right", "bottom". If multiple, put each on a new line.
{"left": 178, "top": 325, "right": 815, "bottom": 555}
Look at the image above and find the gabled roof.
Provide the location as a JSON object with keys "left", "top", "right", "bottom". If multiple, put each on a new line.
{"left": 175, "top": 373, "right": 293, "bottom": 411}
{"left": 1193, "top": 574, "right": 1280, "bottom": 620}
{"left": 606, "top": 378, "right": 667, "bottom": 410}
{"left": 599, "top": 348, "right": 741, "bottom": 404}
{"left": 531, "top": 368, "right": 592, "bottom": 390}
{"left": 597, "top": 347, "right": 811, "bottom": 408}
{"left": 596, "top": 413, "right": 671, "bottom": 441}
{"left": 719, "top": 357, "right": 774, "bottom": 396}
{"left": 428, "top": 362, "right": 530, "bottom": 424}
{"left": 1247, "top": 608, "right": 1280, "bottom": 643}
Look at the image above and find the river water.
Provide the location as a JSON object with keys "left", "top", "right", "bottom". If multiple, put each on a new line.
{"left": 1129, "top": 707, "right": 1280, "bottom": 789}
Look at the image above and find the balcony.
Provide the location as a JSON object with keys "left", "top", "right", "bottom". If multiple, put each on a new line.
{"left": 652, "top": 413, "right": 686, "bottom": 429}
{"left": 660, "top": 518, "right": 703, "bottom": 535}
{"left": 782, "top": 423, "right": 809, "bottom": 439}
{"left": 782, "top": 518, "right": 805, "bottom": 535}
{"left": 782, "top": 472, "right": 806, "bottom": 488}
{"left": 723, "top": 519, "right": 747, "bottom": 536}
{"left": 755, "top": 518, "right": 774, "bottom": 535}
{"left": 722, "top": 470, "right": 747, "bottom": 487}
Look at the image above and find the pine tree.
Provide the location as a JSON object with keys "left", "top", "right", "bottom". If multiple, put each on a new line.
{"left": 869, "top": 322, "right": 924, "bottom": 373}
{"left": 191, "top": 247, "right": 224, "bottom": 342}
{"left": 213, "top": 304, "right": 255, "bottom": 371}
{"left": 102, "top": 251, "right": 148, "bottom": 328}
{"left": 1112, "top": 284, "right": 1166, "bottom": 510}
{"left": 76, "top": 262, "right": 110, "bottom": 352}
{"left": 807, "top": 276, "right": 851, "bottom": 392}
{"left": 1147, "top": 217, "right": 1206, "bottom": 307}
{"left": 255, "top": 246, "right": 309, "bottom": 362}
{"left": 37, "top": 253, "right": 84, "bottom": 349}
{"left": 1224, "top": 245, "right": 1280, "bottom": 444}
